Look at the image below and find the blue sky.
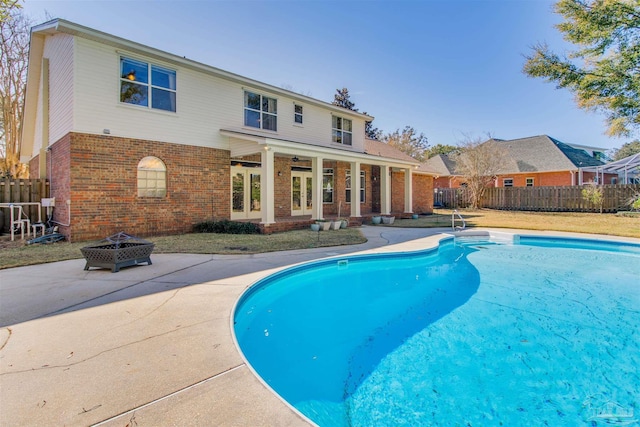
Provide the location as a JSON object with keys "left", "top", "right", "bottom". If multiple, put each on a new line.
{"left": 22, "top": 0, "right": 632, "bottom": 152}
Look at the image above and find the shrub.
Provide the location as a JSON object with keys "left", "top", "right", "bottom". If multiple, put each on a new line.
{"left": 628, "top": 192, "right": 640, "bottom": 211}
{"left": 193, "top": 220, "right": 260, "bottom": 234}
{"left": 581, "top": 183, "right": 604, "bottom": 214}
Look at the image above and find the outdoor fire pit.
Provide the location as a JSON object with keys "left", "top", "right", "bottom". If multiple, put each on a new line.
{"left": 81, "top": 232, "right": 154, "bottom": 273}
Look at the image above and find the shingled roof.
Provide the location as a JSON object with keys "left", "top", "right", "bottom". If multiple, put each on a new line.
{"left": 364, "top": 138, "right": 420, "bottom": 163}
{"left": 423, "top": 135, "right": 605, "bottom": 176}
{"left": 422, "top": 154, "right": 458, "bottom": 176}
{"left": 493, "top": 135, "right": 605, "bottom": 173}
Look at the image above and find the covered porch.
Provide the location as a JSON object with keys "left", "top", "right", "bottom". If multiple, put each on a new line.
{"left": 221, "top": 129, "right": 420, "bottom": 232}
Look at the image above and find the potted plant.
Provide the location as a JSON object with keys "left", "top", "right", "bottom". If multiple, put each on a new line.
{"left": 330, "top": 220, "right": 341, "bottom": 230}
{"left": 371, "top": 216, "right": 382, "bottom": 225}
{"left": 310, "top": 223, "right": 321, "bottom": 232}
{"left": 382, "top": 215, "right": 395, "bottom": 224}
{"left": 316, "top": 220, "right": 331, "bottom": 231}
{"left": 412, "top": 214, "right": 419, "bottom": 219}
{"left": 340, "top": 219, "right": 348, "bottom": 229}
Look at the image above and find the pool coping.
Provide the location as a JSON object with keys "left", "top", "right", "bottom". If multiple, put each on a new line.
{"left": 1, "top": 228, "right": 638, "bottom": 426}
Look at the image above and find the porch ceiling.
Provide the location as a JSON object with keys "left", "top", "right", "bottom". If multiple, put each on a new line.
{"left": 220, "top": 129, "right": 420, "bottom": 169}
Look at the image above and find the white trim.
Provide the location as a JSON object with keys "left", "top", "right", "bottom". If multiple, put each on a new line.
{"left": 220, "top": 129, "right": 419, "bottom": 169}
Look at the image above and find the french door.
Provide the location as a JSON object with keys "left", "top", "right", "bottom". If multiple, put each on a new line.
{"left": 231, "top": 166, "right": 261, "bottom": 220}
{"left": 291, "top": 172, "right": 313, "bottom": 216}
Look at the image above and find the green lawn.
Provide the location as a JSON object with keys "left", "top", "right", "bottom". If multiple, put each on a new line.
{"left": 0, "top": 228, "right": 367, "bottom": 270}
{"left": 1, "top": 209, "right": 638, "bottom": 270}
{"left": 391, "top": 208, "right": 640, "bottom": 238}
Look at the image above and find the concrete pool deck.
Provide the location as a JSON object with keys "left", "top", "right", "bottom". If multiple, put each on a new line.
{"left": 1, "top": 227, "right": 638, "bottom": 426}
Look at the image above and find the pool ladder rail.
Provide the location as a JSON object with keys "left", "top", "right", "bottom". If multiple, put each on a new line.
{"left": 452, "top": 209, "right": 466, "bottom": 231}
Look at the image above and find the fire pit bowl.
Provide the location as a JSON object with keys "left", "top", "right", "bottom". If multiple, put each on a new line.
{"left": 81, "top": 232, "right": 154, "bottom": 273}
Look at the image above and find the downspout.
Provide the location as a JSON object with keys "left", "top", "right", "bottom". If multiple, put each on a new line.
{"left": 42, "top": 58, "right": 70, "bottom": 227}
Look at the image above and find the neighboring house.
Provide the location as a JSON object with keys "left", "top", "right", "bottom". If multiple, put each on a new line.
{"left": 424, "top": 135, "right": 616, "bottom": 189}
{"left": 422, "top": 154, "right": 460, "bottom": 188}
{"left": 21, "top": 19, "right": 433, "bottom": 242}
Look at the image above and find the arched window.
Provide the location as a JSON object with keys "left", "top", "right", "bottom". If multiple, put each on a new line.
{"left": 137, "top": 156, "right": 166, "bottom": 197}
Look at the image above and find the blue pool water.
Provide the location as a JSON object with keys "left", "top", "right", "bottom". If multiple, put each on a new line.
{"left": 233, "top": 235, "right": 640, "bottom": 426}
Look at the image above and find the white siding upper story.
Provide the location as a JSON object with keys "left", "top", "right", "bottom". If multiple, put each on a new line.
{"left": 47, "top": 33, "right": 75, "bottom": 147}
{"left": 27, "top": 33, "right": 75, "bottom": 155}
{"left": 24, "top": 20, "right": 371, "bottom": 158}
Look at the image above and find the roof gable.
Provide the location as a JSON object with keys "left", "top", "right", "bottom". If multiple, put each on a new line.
{"left": 495, "top": 135, "right": 605, "bottom": 173}
{"left": 423, "top": 154, "right": 457, "bottom": 176}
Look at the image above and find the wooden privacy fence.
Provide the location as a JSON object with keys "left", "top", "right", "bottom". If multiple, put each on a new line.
{"left": 435, "top": 184, "right": 640, "bottom": 213}
{"left": 0, "top": 179, "right": 50, "bottom": 232}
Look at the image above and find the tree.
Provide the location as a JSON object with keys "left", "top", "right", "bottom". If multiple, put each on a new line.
{"left": 452, "top": 137, "right": 511, "bottom": 209}
{"left": 332, "top": 87, "right": 356, "bottom": 111}
{"left": 426, "top": 143, "right": 460, "bottom": 158}
{"left": 0, "top": 2, "right": 30, "bottom": 178}
{"left": 1, "top": 1, "right": 21, "bottom": 22}
{"left": 363, "top": 112, "right": 381, "bottom": 140}
{"left": 379, "top": 126, "right": 429, "bottom": 162}
{"left": 612, "top": 140, "right": 640, "bottom": 160}
{"left": 523, "top": 0, "right": 640, "bottom": 137}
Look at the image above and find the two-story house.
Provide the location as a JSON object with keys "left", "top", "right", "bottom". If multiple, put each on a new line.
{"left": 21, "top": 19, "right": 434, "bottom": 241}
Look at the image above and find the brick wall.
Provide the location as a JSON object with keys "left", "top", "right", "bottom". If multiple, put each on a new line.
{"left": 413, "top": 174, "right": 433, "bottom": 214}
{"left": 49, "top": 132, "right": 229, "bottom": 242}
{"left": 390, "top": 170, "right": 434, "bottom": 214}
{"left": 38, "top": 132, "right": 435, "bottom": 241}
{"left": 391, "top": 170, "right": 404, "bottom": 213}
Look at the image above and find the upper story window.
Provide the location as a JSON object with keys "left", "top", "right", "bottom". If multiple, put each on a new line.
{"left": 120, "top": 57, "right": 176, "bottom": 112}
{"left": 526, "top": 178, "right": 534, "bottom": 187}
{"left": 503, "top": 178, "right": 514, "bottom": 187}
{"left": 332, "top": 116, "right": 352, "bottom": 145}
{"left": 294, "top": 104, "right": 303, "bottom": 124}
{"left": 137, "top": 156, "right": 167, "bottom": 197}
{"left": 244, "top": 91, "right": 277, "bottom": 131}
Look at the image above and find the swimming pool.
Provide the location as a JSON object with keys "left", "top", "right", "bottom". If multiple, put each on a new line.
{"left": 233, "top": 233, "right": 640, "bottom": 426}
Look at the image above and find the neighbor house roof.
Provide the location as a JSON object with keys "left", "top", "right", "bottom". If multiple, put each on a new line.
{"left": 422, "top": 154, "right": 458, "bottom": 176}
{"left": 493, "top": 135, "right": 605, "bottom": 173}
{"left": 425, "top": 135, "right": 606, "bottom": 177}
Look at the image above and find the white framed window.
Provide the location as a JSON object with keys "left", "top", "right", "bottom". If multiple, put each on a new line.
{"left": 526, "top": 177, "right": 534, "bottom": 187}
{"left": 120, "top": 57, "right": 176, "bottom": 112}
{"left": 294, "top": 104, "right": 303, "bottom": 124}
{"left": 244, "top": 91, "right": 277, "bottom": 131}
{"left": 137, "top": 156, "right": 167, "bottom": 197}
{"left": 323, "top": 168, "right": 334, "bottom": 203}
{"left": 503, "top": 178, "right": 514, "bottom": 187}
{"left": 332, "top": 116, "right": 352, "bottom": 145}
{"left": 346, "top": 170, "right": 365, "bottom": 203}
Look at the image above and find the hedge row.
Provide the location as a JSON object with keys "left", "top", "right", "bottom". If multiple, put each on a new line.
{"left": 193, "top": 220, "right": 260, "bottom": 234}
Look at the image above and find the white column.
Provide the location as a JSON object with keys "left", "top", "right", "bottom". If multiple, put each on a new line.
{"left": 350, "top": 161, "right": 361, "bottom": 218}
{"left": 380, "top": 165, "right": 391, "bottom": 215}
{"left": 404, "top": 167, "right": 413, "bottom": 213}
{"left": 312, "top": 156, "right": 324, "bottom": 220}
{"left": 260, "top": 147, "right": 275, "bottom": 224}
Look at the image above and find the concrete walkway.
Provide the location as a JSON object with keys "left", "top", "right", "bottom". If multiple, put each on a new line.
{"left": 0, "top": 226, "right": 450, "bottom": 427}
